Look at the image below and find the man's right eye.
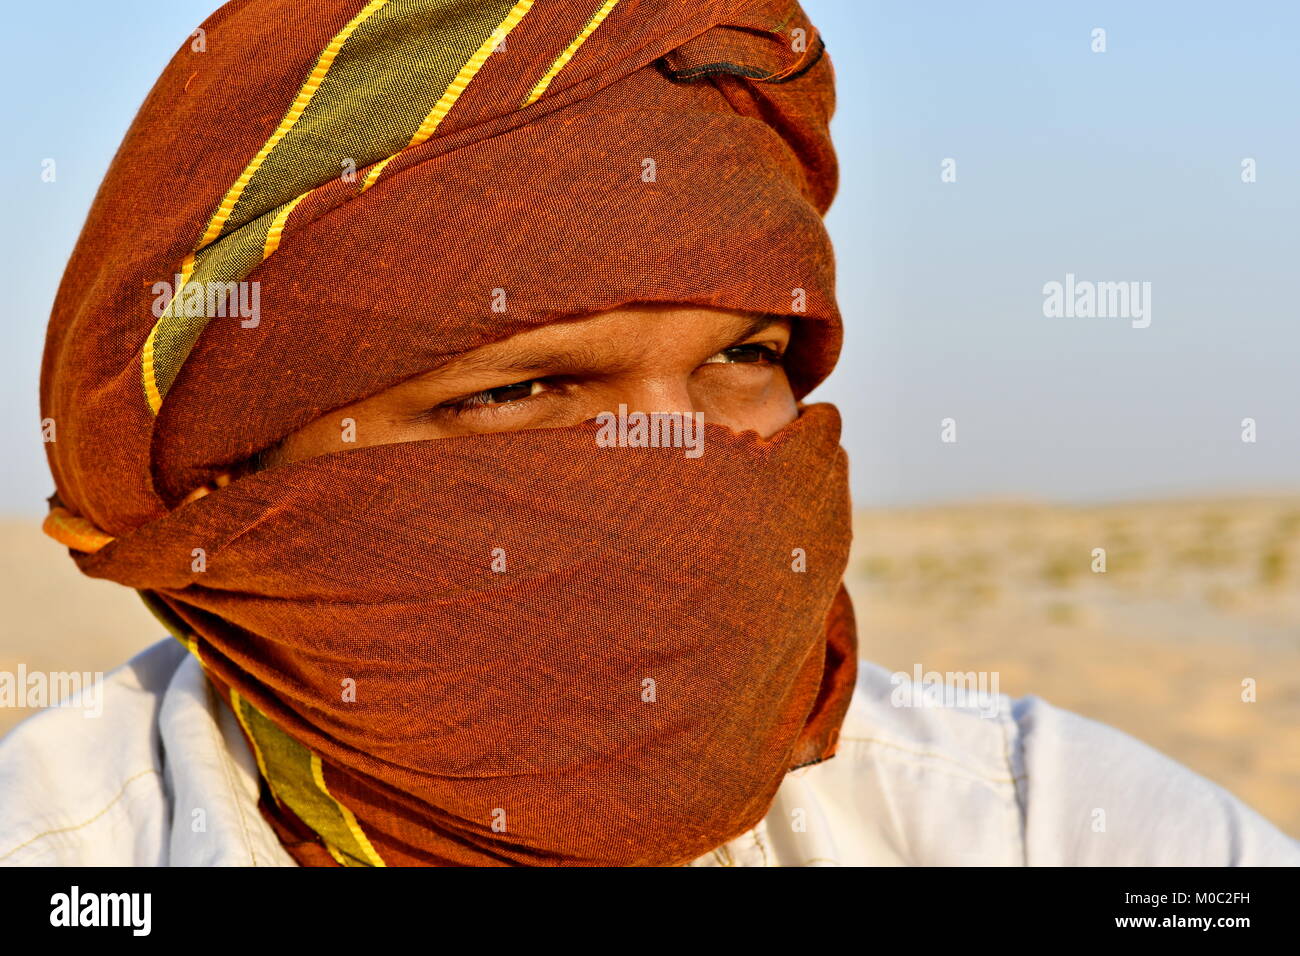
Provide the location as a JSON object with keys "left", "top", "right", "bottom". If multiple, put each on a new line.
{"left": 440, "top": 380, "right": 546, "bottom": 413}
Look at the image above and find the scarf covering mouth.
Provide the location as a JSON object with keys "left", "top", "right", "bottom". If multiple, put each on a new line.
{"left": 39, "top": 0, "right": 857, "bottom": 866}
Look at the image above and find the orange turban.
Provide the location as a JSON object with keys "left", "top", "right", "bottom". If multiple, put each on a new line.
{"left": 41, "top": 0, "right": 856, "bottom": 866}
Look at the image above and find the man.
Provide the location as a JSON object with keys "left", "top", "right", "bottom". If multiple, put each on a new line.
{"left": 3, "top": 0, "right": 1297, "bottom": 866}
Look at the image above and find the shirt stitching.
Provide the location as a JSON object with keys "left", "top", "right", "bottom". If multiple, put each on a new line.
{"left": 994, "top": 704, "right": 1030, "bottom": 866}
{"left": 0, "top": 767, "right": 160, "bottom": 862}
{"left": 751, "top": 825, "right": 770, "bottom": 867}
{"left": 202, "top": 674, "right": 260, "bottom": 866}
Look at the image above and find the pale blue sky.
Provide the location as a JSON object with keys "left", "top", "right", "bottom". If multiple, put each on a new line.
{"left": 2, "top": 1, "right": 1296, "bottom": 512}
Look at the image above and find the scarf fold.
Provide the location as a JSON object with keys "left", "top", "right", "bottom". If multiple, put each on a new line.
{"left": 41, "top": 0, "right": 856, "bottom": 866}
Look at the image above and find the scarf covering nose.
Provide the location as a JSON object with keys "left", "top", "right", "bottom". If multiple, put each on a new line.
{"left": 40, "top": 0, "right": 858, "bottom": 866}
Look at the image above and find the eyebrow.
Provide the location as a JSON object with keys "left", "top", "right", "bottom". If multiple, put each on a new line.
{"left": 730, "top": 312, "right": 788, "bottom": 345}
{"left": 432, "top": 313, "right": 787, "bottom": 379}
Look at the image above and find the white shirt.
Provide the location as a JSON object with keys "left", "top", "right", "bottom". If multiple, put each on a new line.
{"left": 1, "top": 637, "right": 1296, "bottom": 866}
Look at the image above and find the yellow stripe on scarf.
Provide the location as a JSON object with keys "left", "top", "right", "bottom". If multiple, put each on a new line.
{"left": 140, "top": 0, "right": 525, "bottom": 416}
{"left": 362, "top": 0, "right": 538, "bottom": 191}
{"left": 521, "top": 0, "right": 621, "bottom": 108}
{"left": 261, "top": 193, "right": 309, "bottom": 260}
{"left": 135, "top": 590, "right": 205, "bottom": 666}
{"left": 229, "top": 689, "right": 273, "bottom": 797}
{"left": 232, "top": 692, "right": 388, "bottom": 866}
{"left": 136, "top": 586, "right": 378, "bottom": 866}
{"left": 198, "top": 0, "right": 392, "bottom": 248}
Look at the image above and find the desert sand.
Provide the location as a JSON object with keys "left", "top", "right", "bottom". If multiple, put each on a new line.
{"left": 2, "top": 495, "right": 1297, "bottom": 838}
{"left": 848, "top": 495, "right": 1300, "bottom": 838}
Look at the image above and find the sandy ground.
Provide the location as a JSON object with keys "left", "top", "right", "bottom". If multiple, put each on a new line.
{"left": 847, "top": 496, "right": 1300, "bottom": 839}
{"left": 0, "top": 519, "right": 161, "bottom": 729}
{"left": 2, "top": 495, "right": 1297, "bottom": 838}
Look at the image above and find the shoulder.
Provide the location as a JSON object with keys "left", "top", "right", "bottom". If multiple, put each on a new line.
{"left": 800, "top": 659, "right": 1300, "bottom": 865}
{"left": 838, "top": 659, "right": 1021, "bottom": 784}
{"left": 1008, "top": 691, "right": 1300, "bottom": 865}
{"left": 0, "top": 638, "right": 186, "bottom": 866}
{"left": 784, "top": 659, "right": 1027, "bottom": 865}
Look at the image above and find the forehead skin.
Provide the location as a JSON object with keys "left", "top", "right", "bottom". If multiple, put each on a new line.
{"left": 255, "top": 304, "right": 799, "bottom": 470}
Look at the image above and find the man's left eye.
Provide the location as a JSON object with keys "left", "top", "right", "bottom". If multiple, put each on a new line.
{"left": 703, "top": 344, "right": 783, "bottom": 365}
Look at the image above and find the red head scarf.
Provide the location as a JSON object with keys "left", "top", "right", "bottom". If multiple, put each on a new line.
{"left": 41, "top": 0, "right": 857, "bottom": 866}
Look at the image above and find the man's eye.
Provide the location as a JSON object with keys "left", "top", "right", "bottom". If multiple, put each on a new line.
{"left": 444, "top": 379, "right": 544, "bottom": 411}
{"left": 702, "top": 343, "right": 784, "bottom": 365}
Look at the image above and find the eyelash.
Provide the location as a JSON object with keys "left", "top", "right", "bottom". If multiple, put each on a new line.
{"left": 434, "top": 343, "right": 785, "bottom": 417}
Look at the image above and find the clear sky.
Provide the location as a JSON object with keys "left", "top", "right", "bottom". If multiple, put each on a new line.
{"left": 2, "top": 1, "right": 1297, "bottom": 513}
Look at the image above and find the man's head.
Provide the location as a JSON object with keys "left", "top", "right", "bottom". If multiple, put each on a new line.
{"left": 41, "top": 0, "right": 842, "bottom": 530}
{"left": 39, "top": 0, "right": 856, "bottom": 867}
